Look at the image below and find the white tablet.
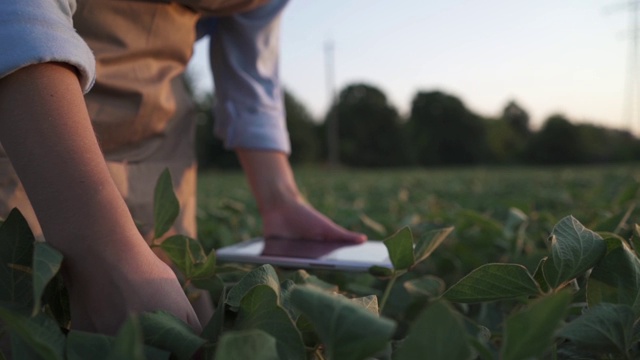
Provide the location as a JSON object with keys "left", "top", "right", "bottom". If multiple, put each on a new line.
{"left": 215, "top": 237, "right": 392, "bottom": 272}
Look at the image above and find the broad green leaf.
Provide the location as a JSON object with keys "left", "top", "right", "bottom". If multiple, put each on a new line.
{"left": 226, "top": 264, "right": 280, "bottom": 309}
{"left": 413, "top": 227, "right": 453, "bottom": 265}
{"left": 32, "top": 242, "right": 63, "bottom": 315}
{"left": 350, "top": 295, "right": 379, "bottom": 315}
{"left": 543, "top": 216, "right": 606, "bottom": 289}
{"left": 139, "top": 311, "right": 205, "bottom": 360}
{"left": 214, "top": 329, "right": 279, "bottom": 360}
{"left": 558, "top": 303, "right": 636, "bottom": 355}
{"left": 236, "top": 285, "right": 306, "bottom": 360}
{"left": 587, "top": 244, "right": 640, "bottom": 315}
{"left": 383, "top": 227, "right": 415, "bottom": 271}
{"left": 153, "top": 168, "right": 180, "bottom": 239}
{"left": 395, "top": 300, "right": 473, "bottom": 360}
{"left": 532, "top": 257, "right": 550, "bottom": 293}
{"left": 501, "top": 291, "right": 572, "bottom": 360}
{"left": 290, "top": 285, "right": 395, "bottom": 360}
{"left": 67, "top": 330, "right": 170, "bottom": 360}
{"left": 403, "top": 275, "right": 446, "bottom": 299}
{"left": 444, "top": 263, "right": 541, "bottom": 303}
{"left": 201, "top": 290, "right": 226, "bottom": 344}
{"left": 0, "top": 209, "right": 34, "bottom": 306}
{"left": 160, "top": 235, "right": 215, "bottom": 280}
{"left": 107, "top": 316, "right": 145, "bottom": 360}
{"left": 0, "top": 307, "right": 64, "bottom": 360}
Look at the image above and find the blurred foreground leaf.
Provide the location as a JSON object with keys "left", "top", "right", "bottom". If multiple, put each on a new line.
{"left": 290, "top": 285, "right": 395, "bottom": 360}
{"left": 501, "top": 291, "right": 571, "bottom": 360}
{"left": 139, "top": 311, "right": 205, "bottom": 360}
{"left": 587, "top": 241, "right": 640, "bottom": 315}
{"left": 32, "top": 242, "right": 63, "bottom": 315}
{"left": 0, "top": 209, "right": 34, "bottom": 307}
{"left": 0, "top": 307, "right": 64, "bottom": 360}
{"left": 215, "top": 329, "right": 278, "bottom": 360}
{"left": 236, "top": 285, "right": 305, "bottom": 359}
{"left": 394, "top": 300, "right": 472, "bottom": 360}
{"left": 558, "top": 303, "right": 636, "bottom": 356}
{"left": 226, "top": 264, "right": 280, "bottom": 309}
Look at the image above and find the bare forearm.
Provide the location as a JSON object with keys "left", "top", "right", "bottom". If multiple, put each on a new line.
{"left": 0, "top": 63, "right": 141, "bottom": 262}
{"left": 236, "top": 149, "right": 303, "bottom": 212}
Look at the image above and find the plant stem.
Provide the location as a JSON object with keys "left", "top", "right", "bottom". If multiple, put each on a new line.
{"left": 379, "top": 272, "right": 399, "bottom": 313}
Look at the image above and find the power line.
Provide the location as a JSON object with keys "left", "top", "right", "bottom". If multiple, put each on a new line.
{"left": 609, "top": 0, "right": 640, "bottom": 133}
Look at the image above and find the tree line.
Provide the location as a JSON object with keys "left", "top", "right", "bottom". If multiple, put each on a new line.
{"left": 194, "top": 82, "right": 640, "bottom": 168}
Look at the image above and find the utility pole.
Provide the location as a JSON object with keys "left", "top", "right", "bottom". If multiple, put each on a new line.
{"left": 324, "top": 39, "right": 340, "bottom": 167}
{"left": 610, "top": 0, "right": 640, "bottom": 133}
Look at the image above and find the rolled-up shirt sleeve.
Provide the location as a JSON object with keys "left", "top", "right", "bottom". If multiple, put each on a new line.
{"left": 0, "top": 0, "right": 95, "bottom": 93}
{"left": 208, "top": 0, "right": 290, "bottom": 154}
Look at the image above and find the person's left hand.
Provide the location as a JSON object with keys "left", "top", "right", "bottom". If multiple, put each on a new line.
{"left": 261, "top": 196, "right": 367, "bottom": 243}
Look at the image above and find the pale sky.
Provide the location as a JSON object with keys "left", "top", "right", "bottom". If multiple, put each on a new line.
{"left": 187, "top": 0, "right": 639, "bottom": 133}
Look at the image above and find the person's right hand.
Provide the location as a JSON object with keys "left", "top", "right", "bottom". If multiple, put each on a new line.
{"left": 63, "top": 238, "right": 202, "bottom": 335}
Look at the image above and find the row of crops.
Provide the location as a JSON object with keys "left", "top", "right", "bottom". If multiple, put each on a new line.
{"left": 2, "top": 164, "right": 639, "bottom": 359}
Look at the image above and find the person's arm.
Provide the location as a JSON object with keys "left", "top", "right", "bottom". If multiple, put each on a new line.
{"left": 0, "top": 63, "right": 200, "bottom": 334}
{"left": 206, "top": 1, "right": 366, "bottom": 243}
{"left": 237, "top": 149, "right": 366, "bottom": 243}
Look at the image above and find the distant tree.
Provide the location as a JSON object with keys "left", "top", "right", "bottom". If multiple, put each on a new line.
{"left": 575, "top": 123, "right": 640, "bottom": 163}
{"left": 284, "top": 90, "right": 321, "bottom": 164}
{"left": 321, "top": 83, "right": 408, "bottom": 167}
{"left": 502, "top": 100, "right": 531, "bottom": 136}
{"left": 484, "top": 101, "right": 532, "bottom": 163}
{"left": 407, "top": 91, "right": 488, "bottom": 166}
{"left": 524, "top": 114, "right": 585, "bottom": 164}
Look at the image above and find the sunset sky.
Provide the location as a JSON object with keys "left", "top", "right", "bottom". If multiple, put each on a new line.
{"left": 188, "top": 0, "right": 639, "bottom": 133}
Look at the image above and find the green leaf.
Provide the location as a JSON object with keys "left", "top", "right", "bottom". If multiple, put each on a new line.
{"left": 403, "top": 275, "right": 446, "bottom": 299}
{"left": 501, "top": 291, "right": 572, "bottom": 360}
{"left": 107, "top": 316, "right": 145, "bottom": 360}
{"left": 226, "top": 264, "right": 280, "bottom": 309}
{"left": 383, "top": 227, "right": 415, "bottom": 271}
{"left": 558, "top": 303, "right": 636, "bottom": 356}
{"left": 0, "top": 209, "right": 34, "bottom": 307}
{"left": 394, "top": 300, "right": 473, "bottom": 360}
{"left": 444, "top": 263, "right": 541, "bottom": 303}
{"left": 159, "top": 235, "right": 216, "bottom": 280}
{"left": 413, "top": 227, "right": 453, "bottom": 265}
{"left": 32, "top": 242, "right": 63, "bottom": 315}
{"left": 214, "top": 329, "right": 279, "bottom": 360}
{"left": 153, "top": 168, "right": 180, "bottom": 239}
{"left": 0, "top": 307, "right": 64, "bottom": 360}
{"left": 236, "top": 285, "right": 306, "bottom": 360}
{"left": 66, "top": 330, "right": 169, "bottom": 360}
{"left": 587, "top": 244, "right": 640, "bottom": 315}
{"left": 139, "top": 311, "right": 205, "bottom": 360}
{"left": 369, "top": 265, "right": 393, "bottom": 278}
{"left": 543, "top": 216, "right": 606, "bottom": 289}
{"left": 201, "top": 291, "right": 226, "bottom": 344}
{"left": 290, "top": 285, "right": 395, "bottom": 360}
{"left": 532, "top": 257, "right": 550, "bottom": 293}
